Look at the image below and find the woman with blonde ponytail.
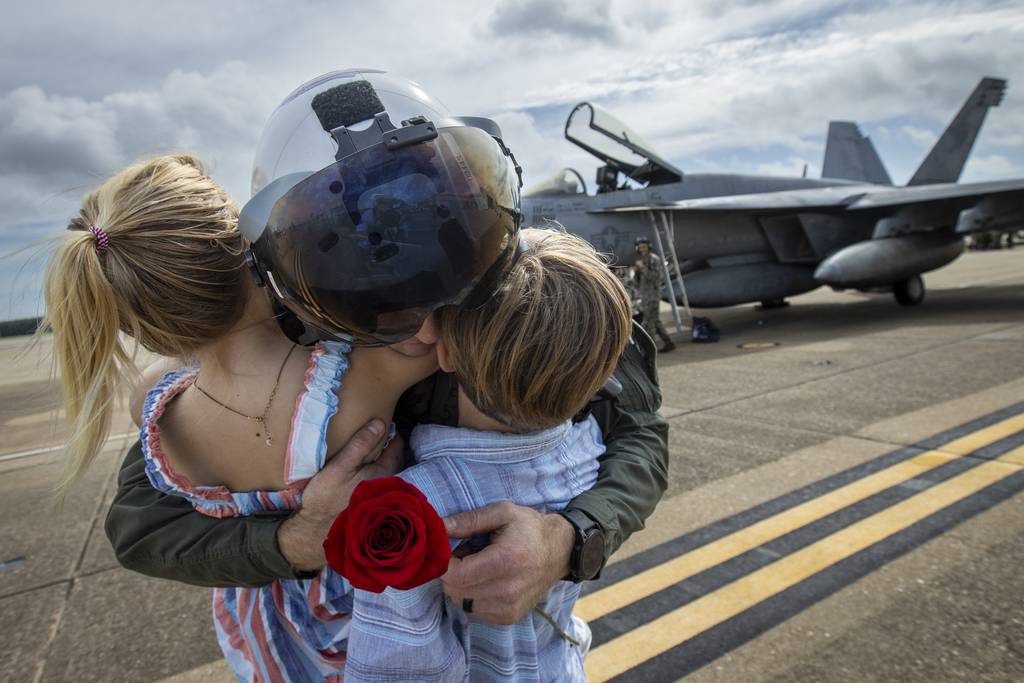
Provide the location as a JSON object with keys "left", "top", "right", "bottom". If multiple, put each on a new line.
{"left": 45, "top": 154, "right": 439, "bottom": 681}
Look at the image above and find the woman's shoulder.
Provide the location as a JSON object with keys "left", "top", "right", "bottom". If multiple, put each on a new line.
{"left": 129, "top": 358, "right": 191, "bottom": 427}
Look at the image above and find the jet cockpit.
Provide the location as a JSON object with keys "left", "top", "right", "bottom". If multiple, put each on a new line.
{"left": 524, "top": 102, "right": 684, "bottom": 198}
{"left": 565, "top": 102, "right": 682, "bottom": 192}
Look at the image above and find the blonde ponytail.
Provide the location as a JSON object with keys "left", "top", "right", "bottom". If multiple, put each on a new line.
{"left": 43, "top": 154, "right": 246, "bottom": 495}
{"left": 44, "top": 231, "right": 134, "bottom": 495}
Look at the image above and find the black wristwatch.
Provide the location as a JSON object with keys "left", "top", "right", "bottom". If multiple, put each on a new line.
{"left": 559, "top": 508, "right": 606, "bottom": 583}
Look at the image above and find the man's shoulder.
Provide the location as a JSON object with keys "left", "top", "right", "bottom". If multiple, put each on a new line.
{"left": 395, "top": 372, "right": 457, "bottom": 432}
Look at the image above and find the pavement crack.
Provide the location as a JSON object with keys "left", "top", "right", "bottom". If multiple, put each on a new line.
{"left": 70, "top": 442, "right": 125, "bottom": 578}
{"left": 31, "top": 596, "right": 68, "bottom": 683}
{"left": 0, "top": 577, "right": 71, "bottom": 602}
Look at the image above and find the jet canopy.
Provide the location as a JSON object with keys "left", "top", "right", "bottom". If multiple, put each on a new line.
{"left": 565, "top": 102, "right": 682, "bottom": 190}
{"left": 523, "top": 168, "right": 587, "bottom": 198}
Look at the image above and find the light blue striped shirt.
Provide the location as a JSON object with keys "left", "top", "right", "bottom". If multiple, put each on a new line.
{"left": 344, "top": 417, "right": 604, "bottom": 682}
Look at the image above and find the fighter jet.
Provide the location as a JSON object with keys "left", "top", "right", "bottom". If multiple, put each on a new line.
{"left": 522, "top": 77, "right": 1021, "bottom": 308}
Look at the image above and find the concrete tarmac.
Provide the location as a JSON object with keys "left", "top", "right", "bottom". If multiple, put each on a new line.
{"left": 1, "top": 249, "right": 1022, "bottom": 682}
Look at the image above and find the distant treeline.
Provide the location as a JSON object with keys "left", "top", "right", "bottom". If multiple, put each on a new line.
{"left": 0, "top": 317, "right": 42, "bottom": 338}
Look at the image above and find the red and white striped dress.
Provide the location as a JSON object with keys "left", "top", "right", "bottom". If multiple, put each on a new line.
{"left": 140, "top": 341, "right": 360, "bottom": 682}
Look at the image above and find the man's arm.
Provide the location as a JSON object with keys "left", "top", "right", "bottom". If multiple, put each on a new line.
{"left": 105, "top": 419, "right": 398, "bottom": 586}
{"left": 105, "top": 441, "right": 293, "bottom": 587}
{"left": 567, "top": 322, "right": 669, "bottom": 560}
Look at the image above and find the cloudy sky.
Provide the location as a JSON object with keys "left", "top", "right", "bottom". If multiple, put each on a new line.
{"left": 2, "top": 0, "right": 1022, "bottom": 319}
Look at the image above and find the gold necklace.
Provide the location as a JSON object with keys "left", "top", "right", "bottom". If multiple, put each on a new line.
{"left": 192, "top": 344, "right": 297, "bottom": 447}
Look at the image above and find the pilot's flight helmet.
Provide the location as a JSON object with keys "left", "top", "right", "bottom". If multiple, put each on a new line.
{"left": 635, "top": 236, "right": 652, "bottom": 252}
{"left": 241, "top": 69, "right": 523, "bottom": 346}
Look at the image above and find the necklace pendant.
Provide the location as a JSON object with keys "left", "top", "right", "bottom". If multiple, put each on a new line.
{"left": 192, "top": 343, "right": 296, "bottom": 452}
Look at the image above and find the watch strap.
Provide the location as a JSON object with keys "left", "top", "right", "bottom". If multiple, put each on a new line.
{"left": 559, "top": 508, "right": 604, "bottom": 582}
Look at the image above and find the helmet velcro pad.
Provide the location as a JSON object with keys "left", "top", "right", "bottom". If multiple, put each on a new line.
{"left": 311, "top": 81, "right": 385, "bottom": 132}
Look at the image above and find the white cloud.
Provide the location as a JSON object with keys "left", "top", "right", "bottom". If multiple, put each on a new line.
{"left": 754, "top": 157, "right": 816, "bottom": 178}
{"left": 488, "top": 0, "right": 619, "bottom": 44}
{"left": 0, "top": 61, "right": 275, "bottom": 223}
{"left": 901, "top": 125, "right": 938, "bottom": 149}
{"left": 961, "top": 153, "right": 1024, "bottom": 182}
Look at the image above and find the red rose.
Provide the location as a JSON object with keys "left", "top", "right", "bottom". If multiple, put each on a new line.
{"left": 323, "top": 476, "right": 451, "bottom": 593}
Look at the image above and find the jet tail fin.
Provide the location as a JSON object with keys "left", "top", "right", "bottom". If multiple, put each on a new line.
{"left": 908, "top": 77, "right": 1006, "bottom": 186}
{"left": 822, "top": 121, "right": 893, "bottom": 185}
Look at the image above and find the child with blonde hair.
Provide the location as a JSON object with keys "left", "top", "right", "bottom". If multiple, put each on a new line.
{"left": 44, "top": 154, "right": 438, "bottom": 681}
{"left": 344, "top": 228, "right": 633, "bottom": 682}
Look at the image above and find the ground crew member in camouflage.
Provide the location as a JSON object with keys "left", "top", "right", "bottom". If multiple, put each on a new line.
{"left": 632, "top": 236, "right": 675, "bottom": 352}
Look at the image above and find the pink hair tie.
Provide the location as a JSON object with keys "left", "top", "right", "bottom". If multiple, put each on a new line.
{"left": 88, "top": 225, "right": 109, "bottom": 253}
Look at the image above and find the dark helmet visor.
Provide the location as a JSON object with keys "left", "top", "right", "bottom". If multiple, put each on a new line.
{"left": 252, "top": 125, "right": 520, "bottom": 345}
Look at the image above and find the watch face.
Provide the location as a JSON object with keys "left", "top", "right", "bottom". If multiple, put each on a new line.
{"left": 579, "top": 529, "right": 606, "bottom": 580}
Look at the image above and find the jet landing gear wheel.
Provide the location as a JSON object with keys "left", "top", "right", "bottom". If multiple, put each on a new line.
{"left": 893, "top": 274, "right": 925, "bottom": 306}
{"left": 756, "top": 298, "right": 790, "bottom": 311}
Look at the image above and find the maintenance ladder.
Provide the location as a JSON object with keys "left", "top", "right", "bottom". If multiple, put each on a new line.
{"left": 646, "top": 209, "right": 690, "bottom": 335}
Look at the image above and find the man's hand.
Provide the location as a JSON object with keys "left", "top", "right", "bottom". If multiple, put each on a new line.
{"left": 441, "top": 502, "right": 574, "bottom": 625}
{"left": 277, "top": 420, "right": 403, "bottom": 572}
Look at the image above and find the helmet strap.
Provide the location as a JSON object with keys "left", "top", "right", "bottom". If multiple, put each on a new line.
{"left": 270, "top": 298, "right": 347, "bottom": 347}
{"left": 243, "top": 249, "right": 265, "bottom": 287}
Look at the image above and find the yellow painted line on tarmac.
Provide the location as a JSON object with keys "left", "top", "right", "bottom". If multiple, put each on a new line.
{"left": 576, "top": 413, "right": 1024, "bottom": 622}
{"left": 585, "top": 444, "right": 1024, "bottom": 682}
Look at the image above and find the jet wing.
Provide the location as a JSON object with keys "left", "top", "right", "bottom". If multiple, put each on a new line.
{"left": 844, "top": 178, "right": 1024, "bottom": 209}
{"left": 591, "top": 185, "right": 877, "bottom": 213}
{"left": 591, "top": 178, "right": 1024, "bottom": 215}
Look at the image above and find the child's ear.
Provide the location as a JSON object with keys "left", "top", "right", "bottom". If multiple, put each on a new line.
{"left": 436, "top": 337, "right": 455, "bottom": 373}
